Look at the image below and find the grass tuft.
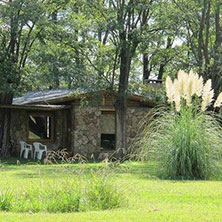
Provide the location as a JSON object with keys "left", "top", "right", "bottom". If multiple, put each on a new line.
{"left": 80, "top": 171, "right": 123, "bottom": 211}
{"left": 0, "top": 190, "right": 13, "bottom": 211}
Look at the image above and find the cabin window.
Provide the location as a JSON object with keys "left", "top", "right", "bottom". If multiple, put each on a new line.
{"left": 28, "top": 112, "right": 54, "bottom": 141}
{"left": 101, "top": 134, "right": 115, "bottom": 150}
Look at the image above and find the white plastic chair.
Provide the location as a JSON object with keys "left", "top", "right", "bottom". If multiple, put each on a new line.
{"left": 33, "top": 142, "right": 48, "bottom": 160}
{"left": 20, "top": 141, "right": 33, "bottom": 159}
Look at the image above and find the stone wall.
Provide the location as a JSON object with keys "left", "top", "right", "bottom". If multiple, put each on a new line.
{"left": 126, "top": 107, "right": 151, "bottom": 147}
{"left": 100, "top": 112, "right": 115, "bottom": 134}
{"left": 73, "top": 106, "right": 102, "bottom": 157}
{"left": 10, "top": 106, "right": 152, "bottom": 157}
{"left": 72, "top": 106, "right": 151, "bottom": 156}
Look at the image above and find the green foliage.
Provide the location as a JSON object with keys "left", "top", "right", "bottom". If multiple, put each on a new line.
{"left": 137, "top": 105, "right": 222, "bottom": 180}
{"left": 80, "top": 171, "right": 122, "bottom": 211}
{"left": 46, "top": 190, "right": 80, "bottom": 213}
{"left": 0, "top": 190, "right": 13, "bottom": 211}
{"left": 0, "top": 0, "right": 221, "bottom": 96}
{"left": 0, "top": 167, "right": 123, "bottom": 213}
{"left": 128, "top": 82, "right": 165, "bottom": 105}
{"left": 45, "top": 182, "right": 80, "bottom": 213}
{"left": 9, "top": 180, "right": 81, "bottom": 213}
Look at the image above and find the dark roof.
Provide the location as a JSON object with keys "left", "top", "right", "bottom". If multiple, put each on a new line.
{"left": 13, "top": 89, "right": 155, "bottom": 107}
{"left": 13, "top": 89, "right": 73, "bottom": 105}
{"left": 0, "top": 104, "right": 71, "bottom": 111}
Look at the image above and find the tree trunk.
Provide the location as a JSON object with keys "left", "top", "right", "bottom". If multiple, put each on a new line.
{"left": 157, "top": 64, "right": 164, "bottom": 80}
{"left": 197, "top": 2, "right": 207, "bottom": 74}
{"left": 53, "top": 67, "right": 60, "bottom": 89}
{"left": 115, "top": 99, "right": 127, "bottom": 158}
{"left": 0, "top": 92, "right": 13, "bottom": 157}
{"left": 115, "top": 43, "right": 131, "bottom": 158}
{"left": 143, "top": 53, "right": 150, "bottom": 81}
{"left": 209, "top": 3, "right": 222, "bottom": 97}
{"left": 158, "top": 37, "right": 172, "bottom": 80}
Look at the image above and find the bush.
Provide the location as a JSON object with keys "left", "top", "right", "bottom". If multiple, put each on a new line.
{"left": 137, "top": 70, "right": 222, "bottom": 180}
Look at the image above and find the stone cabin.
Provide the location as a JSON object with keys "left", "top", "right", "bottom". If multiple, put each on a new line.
{"left": 1, "top": 90, "right": 155, "bottom": 158}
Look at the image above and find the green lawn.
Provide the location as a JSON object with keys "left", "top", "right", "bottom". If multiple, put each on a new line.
{"left": 1, "top": 159, "right": 222, "bottom": 222}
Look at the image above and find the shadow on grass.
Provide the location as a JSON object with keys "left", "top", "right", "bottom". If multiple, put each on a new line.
{"left": 116, "top": 161, "right": 222, "bottom": 182}
{"left": 0, "top": 157, "right": 111, "bottom": 179}
{"left": 2, "top": 157, "right": 222, "bottom": 181}
{"left": 116, "top": 161, "right": 160, "bottom": 180}
{"left": 0, "top": 157, "right": 41, "bottom": 165}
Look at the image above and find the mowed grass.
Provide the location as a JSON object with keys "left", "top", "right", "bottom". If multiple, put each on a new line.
{"left": 1, "top": 160, "right": 222, "bottom": 222}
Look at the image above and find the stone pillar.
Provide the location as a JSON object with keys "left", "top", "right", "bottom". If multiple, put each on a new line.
{"left": 72, "top": 106, "right": 101, "bottom": 157}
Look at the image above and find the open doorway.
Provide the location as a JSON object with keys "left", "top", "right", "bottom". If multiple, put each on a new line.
{"left": 101, "top": 134, "right": 115, "bottom": 150}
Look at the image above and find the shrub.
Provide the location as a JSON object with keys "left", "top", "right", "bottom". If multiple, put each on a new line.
{"left": 137, "top": 70, "right": 222, "bottom": 180}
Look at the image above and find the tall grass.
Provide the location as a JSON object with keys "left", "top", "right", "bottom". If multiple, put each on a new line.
{"left": 135, "top": 70, "right": 222, "bottom": 180}
{"left": 0, "top": 165, "right": 124, "bottom": 213}
{"left": 136, "top": 105, "right": 222, "bottom": 180}
{"left": 12, "top": 181, "right": 81, "bottom": 213}
{"left": 80, "top": 170, "right": 123, "bottom": 211}
{"left": 0, "top": 190, "right": 13, "bottom": 211}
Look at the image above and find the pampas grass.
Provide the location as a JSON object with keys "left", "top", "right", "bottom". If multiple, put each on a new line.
{"left": 138, "top": 106, "right": 222, "bottom": 179}
{"left": 136, "top": 70, "right": 222, "bottom": 180}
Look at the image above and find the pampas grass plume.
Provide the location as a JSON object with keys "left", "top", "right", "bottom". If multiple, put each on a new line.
{"left": 173, "top": 79, "right": 181, "bottom": 111}
{"left": 166, "top": 76, "right": 174, "bottom": 103}
{"left": 196, "top": 76, "right": 203, "bottom": 97}
{"left": 165, "top": 69, "right": 216, "bottom": 112}
{"left": 187, "top": 70, "right": 195, "bottom": 96}
{"left": 201, "top": 81, "right": 214, "bottom": 111}
{"left": 178, "top": 70, "right": 188, "bottom": 98}
{"left": 214, "top": 92, "right": 222, "bottom": 108}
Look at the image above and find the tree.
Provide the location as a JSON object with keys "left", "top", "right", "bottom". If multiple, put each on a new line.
{"left": 0, "top": 0, "right": 68, "bottom": 156}
{"left": 172, "top": 0, "right": 222, "bottom": 96}
{"left": 69, "top": 0, "right": 166, "bottom": 153}
{"left": 82, "top": 0, "right": 163, "bottom": 153}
